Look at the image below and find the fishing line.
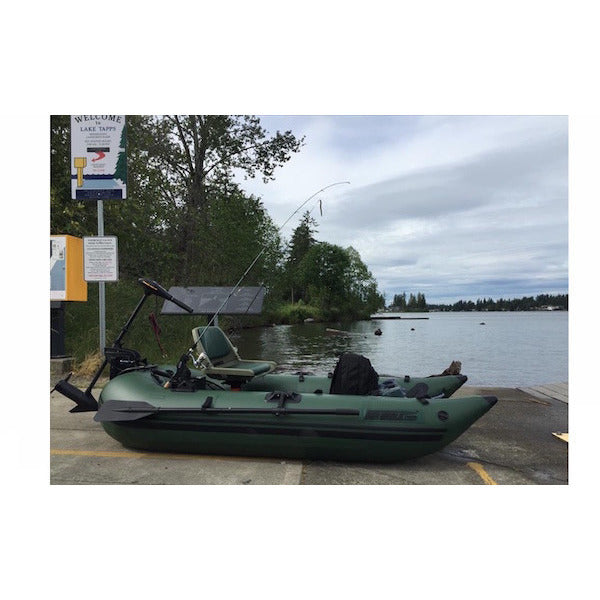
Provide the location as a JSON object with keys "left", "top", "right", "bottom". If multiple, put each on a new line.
{"left": 187, "top": 180, "right": 350, "bottom": 361}
{"left": 239, "top": 181, "right": 349, "bottom": 322}
{"left": 273, "top": 180, "right": 350, "bottom": 237}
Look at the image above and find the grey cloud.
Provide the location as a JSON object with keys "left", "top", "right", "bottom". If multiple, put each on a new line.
{"left": 326, "top": 127, "right": 567, "bottom": 234}
{"left": 366, "top": 255, "right": 419, "bottom": 269}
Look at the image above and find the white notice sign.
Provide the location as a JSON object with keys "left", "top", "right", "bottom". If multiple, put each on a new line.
{"left": 84, "top": 236, "right": 119, "bottom": 282}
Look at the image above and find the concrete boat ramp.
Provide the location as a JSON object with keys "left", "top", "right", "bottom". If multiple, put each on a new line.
{"left": 50, "top": 382, "right": 568, "bottom": 485}
{"left": 517, "top": 382, "right": 568, "bottom": 404}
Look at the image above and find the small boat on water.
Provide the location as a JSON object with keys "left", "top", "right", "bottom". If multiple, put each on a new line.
{"left": 53, "top": 279, "right": 497, "bottom": 462}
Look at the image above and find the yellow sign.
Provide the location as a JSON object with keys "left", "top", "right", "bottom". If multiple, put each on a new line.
{"left": 73, "top": 157, "right": 87, "bottom": 187}
{"left": 50, "top": 235, "right": 87, "bottom": 301}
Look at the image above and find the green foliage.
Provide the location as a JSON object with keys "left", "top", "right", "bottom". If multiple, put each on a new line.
{"left": 51, "top": 114, "right": 385, "bottom": 362}
{"left": 295, "top": 242, "right": 384, "bottom": 320}
{"left": 277, "top": 210, "right": 319, "bottom": 303}
{"left": 344, "top": 246, "right": 385, "bottom": 315}
{"left": 113, "top": 122, "right": 127, "bottom": 183}
{"left": 392, "top": 292, "right": 428, "bottom": 311}
{"left": 270, "top": 212, "right": 385, "bottom": 321}
{"left": 202, "top": 188, "right": 283, "bottom": 287}
{"left": 134, "top": 115, "right": 304, "bottom": 283}
{"left": 287, "top": 211, "right": 318, "bottom": 266}
{"left": 64, "top": 279, "right": 206, "bottom": 364}
{"left": 392, "top": 292, "right": 407, "bottom": 310}
{"left": 267, "top": 302, "right": 322, "bottom": 324}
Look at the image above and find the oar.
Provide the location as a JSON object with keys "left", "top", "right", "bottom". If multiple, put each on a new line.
{"left": 94, "top": 400, "right": 360, "bottom": 423}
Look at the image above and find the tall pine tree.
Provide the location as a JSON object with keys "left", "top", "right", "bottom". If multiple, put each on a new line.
{"left": 114, "top": 120, "right": 127, "bottom": 183}
{"left": 285, "top": 211, "right": 318, "bottom": 302}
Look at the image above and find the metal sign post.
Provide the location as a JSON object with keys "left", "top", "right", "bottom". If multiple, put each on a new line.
{"left": 71, "top": 115, "right": 127, "bottom": 353}
{"left": 97, "top": 201, "right": 106, "bottom": 350}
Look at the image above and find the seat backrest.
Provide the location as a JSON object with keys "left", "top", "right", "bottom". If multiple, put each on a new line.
{"left": 192, "top": 326, "right": 239, "bottom": 364}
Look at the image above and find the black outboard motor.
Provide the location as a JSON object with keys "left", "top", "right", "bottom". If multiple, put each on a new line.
{"left": 52, "top": 373, "right": 99, "bottom": 412}
{"left": 329, "top": 353, "right": 380, "bottom": 395}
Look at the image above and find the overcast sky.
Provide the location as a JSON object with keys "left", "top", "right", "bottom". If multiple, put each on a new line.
{"left": 235, "top": 115, "right": 568, "bottom": 305}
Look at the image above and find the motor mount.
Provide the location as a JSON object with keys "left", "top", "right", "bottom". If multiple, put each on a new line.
{"left": 104, "top": 346, "right": 146, "bottom": 378}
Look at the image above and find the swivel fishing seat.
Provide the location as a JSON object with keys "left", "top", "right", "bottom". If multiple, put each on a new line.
{"left": 191, "top": 326, "right": 276, "bottom": 385}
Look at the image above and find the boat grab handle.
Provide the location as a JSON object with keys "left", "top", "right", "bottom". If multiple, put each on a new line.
{"left": 265, "top": 391, "right": 302, "bottom": 408}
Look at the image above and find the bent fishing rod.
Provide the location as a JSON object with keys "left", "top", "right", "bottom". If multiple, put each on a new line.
{"left": 184, "top": 180, "right": 350, "bottom": 367}
{"left": 55, "top": 181, "right": 351, "bottom": 403}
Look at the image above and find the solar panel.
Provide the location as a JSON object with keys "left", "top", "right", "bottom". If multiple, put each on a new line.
{"left": 161, "top": 286, "right": 265, "bottom": 315}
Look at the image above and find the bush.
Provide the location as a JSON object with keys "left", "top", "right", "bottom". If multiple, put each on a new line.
{"left": 269, "top": 302, "right": 322, "bottom": 324}
{"left": 63, "top": 278, "right": 209, "bottom": 364}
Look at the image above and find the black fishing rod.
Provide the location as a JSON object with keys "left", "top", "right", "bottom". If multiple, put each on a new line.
{"left": 184, "top": 180, "right": 350, "bottom": 366}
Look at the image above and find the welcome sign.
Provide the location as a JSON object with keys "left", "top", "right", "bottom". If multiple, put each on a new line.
{"left": 71, "top": 115, "right": 127, "bottom": 200}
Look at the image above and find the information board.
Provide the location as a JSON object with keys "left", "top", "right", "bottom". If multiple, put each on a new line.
{"left": 50, "top": 237, "right": 67, "bottom": 300}
{"left": 71, "top": 115, "right": 127, "bottom": 200}
{"left": 83, "top": 236, "right": 119, "bottom": 282}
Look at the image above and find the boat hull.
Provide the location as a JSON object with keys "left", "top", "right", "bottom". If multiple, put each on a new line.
{"left": 97, "top": 370, "right": 496, "bottom": 462}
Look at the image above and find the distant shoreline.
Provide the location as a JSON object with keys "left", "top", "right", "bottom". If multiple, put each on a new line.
{"left": 431, "top": 309, "right": 567, "bottom": 312}
{"left": 387, "top": 293, "right": 567, "bottom": 313}
{"left": 375, "top": 308, "right": 568, "bottom": 314}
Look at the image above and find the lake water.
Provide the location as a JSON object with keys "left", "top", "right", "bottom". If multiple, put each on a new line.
{"left": 230, "top": 311, "right": 568, "bottom": 387}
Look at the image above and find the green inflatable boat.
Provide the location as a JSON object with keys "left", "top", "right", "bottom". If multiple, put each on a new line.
{"left": 95, "top": 369, "right": 495, "bottom": 462}
{"left": 53, "top": 278, "right": 496, "bottom": 463}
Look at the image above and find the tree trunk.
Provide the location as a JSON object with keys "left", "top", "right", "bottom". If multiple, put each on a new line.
{"left": 181, "top": 117, "right": 209, "bottom": 284}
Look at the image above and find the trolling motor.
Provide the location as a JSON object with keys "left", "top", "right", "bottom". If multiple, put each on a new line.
{"left": 52, "top": 278, "right": 193, "bottom": 412}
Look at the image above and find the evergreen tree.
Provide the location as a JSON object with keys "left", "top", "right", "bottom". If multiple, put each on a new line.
{"left": 408, "top": 293, "right": 417, "bottom": 310}
{"left": 284, "top": 211, "right": 319, "bottom": 302}
{"left": 287, "top": 211, "right": 318, "bottom": 266}
{"left": 390, "top": 293, "right": 407, "bottom": 310}
{"left": 398, "top": 292, "right": 407, "bottom": 311}
{"left": 114, "top": 121, "right": 127, "bottom": 183}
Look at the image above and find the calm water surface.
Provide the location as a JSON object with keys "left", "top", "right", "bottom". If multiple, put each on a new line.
{"left": 232, "top": 311, "right": 568, "bottom": 387}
